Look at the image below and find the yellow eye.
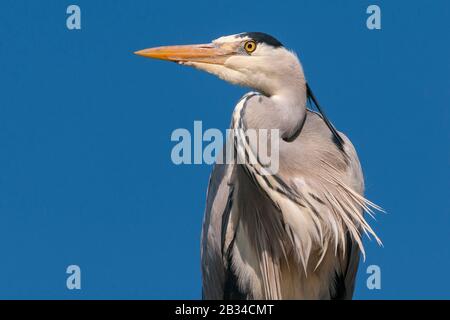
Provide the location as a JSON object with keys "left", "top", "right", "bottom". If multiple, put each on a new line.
{"left": 244, "top": 40, "right": 257, "bottom": 53}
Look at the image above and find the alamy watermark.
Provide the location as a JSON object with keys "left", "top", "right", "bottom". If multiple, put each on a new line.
{"left": 367, "top": 5, "right": 381, "bottom": 30}
{"left": 171, "top": 121, "right": 280, "bottom": 175}
{"left": 366, "top": 265, "right": 382, "bottom": 290}
{"left": 65, "top": 5, "right": 380, "bottom": 31}
{"left": 66, "top": 265, "right": 81, "bottom": 290}
{"left": 66, "top": 5, "right": 81, "bottom": 30}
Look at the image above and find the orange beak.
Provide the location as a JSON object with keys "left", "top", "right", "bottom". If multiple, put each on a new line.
{"left": 134, "top": 43, "right": 232, "bottom": 65}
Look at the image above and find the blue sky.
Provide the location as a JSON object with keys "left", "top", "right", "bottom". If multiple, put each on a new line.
{"left": 0, "top": 0, "right": 448, "bottom": 299}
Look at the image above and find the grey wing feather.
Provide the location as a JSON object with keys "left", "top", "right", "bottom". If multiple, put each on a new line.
{"left": 201, "top": 158, "right": 231, "bottom": 299}
{"left": 331, "top": 132, "right": 365, "bottom": 299}
{"left": 332, "top": 234, "right": 361, "bottom": 299}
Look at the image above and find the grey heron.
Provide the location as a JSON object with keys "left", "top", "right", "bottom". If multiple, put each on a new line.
{"left": 135, "top": 32, "right": 382, "bottom": 300}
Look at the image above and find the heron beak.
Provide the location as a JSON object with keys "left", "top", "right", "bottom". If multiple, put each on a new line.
{"left": 134, "top": 43, "right": 232, "bottom": 65}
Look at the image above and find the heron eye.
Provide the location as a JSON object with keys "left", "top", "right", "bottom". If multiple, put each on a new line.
{"left": 244, "top": 40, "right": 257, "bottom": 54}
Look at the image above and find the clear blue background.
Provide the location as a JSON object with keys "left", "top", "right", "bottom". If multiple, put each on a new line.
{"left": 0, "top": 0, "right": 448, "bottom": 299}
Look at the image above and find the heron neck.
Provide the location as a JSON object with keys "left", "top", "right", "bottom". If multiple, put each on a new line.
{"left": 269, "top": 84, "right": 307, "bottom": 141}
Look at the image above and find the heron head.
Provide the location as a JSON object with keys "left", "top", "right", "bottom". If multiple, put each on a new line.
{"left": 135, "top": 32, "right": 305, "bottom": 96}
